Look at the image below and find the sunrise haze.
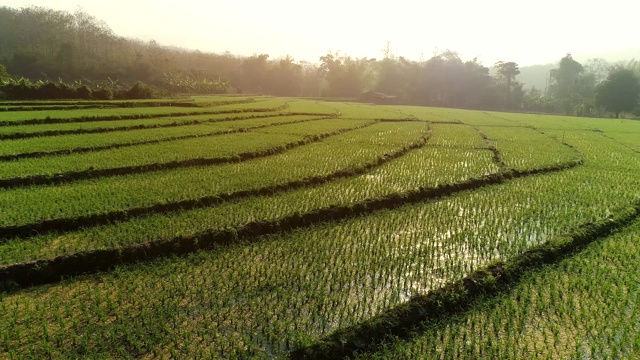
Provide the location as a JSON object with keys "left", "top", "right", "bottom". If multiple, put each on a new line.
{"left": 3, "top": 0, "right": 640, "bottom": 65}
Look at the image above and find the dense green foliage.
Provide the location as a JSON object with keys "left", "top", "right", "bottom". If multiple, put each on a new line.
{"left": 596, "top": 67, "right": 640, "bottom": 117}
{"left": 354, "top": 218, "right": 640, "bottom": 359}
{"left": 0, "top": 97, "right": 638, "bottom": 358}
{"left": 2, "top": 6, "right": 639, "bottom": 115}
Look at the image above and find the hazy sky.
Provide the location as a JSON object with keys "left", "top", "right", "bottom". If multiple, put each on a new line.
{"left": 3, "top": 0, "right": 640, "bottom": 66}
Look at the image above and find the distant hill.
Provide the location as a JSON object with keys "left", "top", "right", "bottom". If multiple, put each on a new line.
{"left": 516, "top": 47, "right": 640, "bottom": 91}
{"left": 574, "top": 47, "right": 640, "bottom": 64}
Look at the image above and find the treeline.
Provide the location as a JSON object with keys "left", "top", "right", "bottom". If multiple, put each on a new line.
{"left": 1, "top": 5, "right": 639, "bottom": 116}
{"left": 0, "top": 70, "right": 158, "bottom": 100}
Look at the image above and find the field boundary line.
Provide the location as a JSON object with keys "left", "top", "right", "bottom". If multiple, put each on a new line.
{"left": 0, "top": 122, "right": 427, "bottom": 241}
{"left": 594, "top": 130, "right": 640, "bottom": 154}
{"left": 289, "top": 200, "right": 640, "bottom": 359}
{"left": 0, "top": 116, "right": 331, "bottom": 161}
{"left": 470, "top": 125, "right": 506, "bottom": 170}
{"left": 0, "top": 98, "right": 253, "bottom": 111}
{"left": 0, "top": 158, "right": 584, "bottom": 292}
{"left": 0, "top": 112, "right": 334, "bottom": 140}
{"left": 0, "top": 103, "right": 290, "bottom": 127}
{"left": 0, "top": 119, "right": 371, "bottom": 190}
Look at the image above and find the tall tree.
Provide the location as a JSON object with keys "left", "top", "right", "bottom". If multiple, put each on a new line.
{"left": 494, "top": 61, "right": 520, "bottom": 109}
{"left": 240, "top": 54, "right": 269, "bottom": 93}
{"left": 318, "top": 52, "right": 369, "bottom": 98}
{"left": 549, "top": 53, "right": 584, "bottom": 99}
{"left": 595, "top": 67, "right": 640, "bottom": 118}
{"left": 265, "top": 56, "right": 302, "bottom": 96}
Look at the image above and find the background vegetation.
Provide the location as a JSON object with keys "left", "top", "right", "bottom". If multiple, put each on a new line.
{"left": 0, "top": 5, "right": 639, "bottom": 114}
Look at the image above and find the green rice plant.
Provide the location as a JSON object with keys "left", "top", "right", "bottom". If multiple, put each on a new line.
{"left": 385, "top": 106, "right": 460, "bottom": 123}
{"left": 601, "top": 131, "right": 640, "bottom": 150}
{"left": 317, "top": 102, "right": 416, "bottom": 119}
{"left": 0, "top": 125, "right": 499, "bottom": 264}
{"left": 281, "top": 99, "right": 338, "bottom": 115}
{"left": 544, "top": 129, "right": 640, "bottom": 171}
{"left": 0, "top": 111, "right": 293, "bottom": 139}
{"left": 0, "top": 114, "right": 325, "bottom": 158}
{"left": 503, "top": 111, "right": 640, "bottom": 133}
{"left": 478, "top": 126, "right": 581, "bottom": 171}
{"left": 1, "top": 150, "right": 638, "bottom": 358}
{"left": 188, "top": 95, "right": 257, "bottom": 104}
{"left": 428, "top": 123, "right": 488, "bottom": 148}
{"left": 354, "top": 218, "right": 640, "bottom": 359}
{"left": 0, "top": 98, "right": 287, "bottom": 124}
{"left": 0, "top": 118, "right": 363, "bottom": 180}
{"left": 1, "top": 102, "right": 639, "bottom": 358}
{"left": 0, "top": 122, "right": 422, "bottom": 228}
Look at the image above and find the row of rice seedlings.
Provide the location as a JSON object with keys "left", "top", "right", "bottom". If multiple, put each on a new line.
{"left": 1, "top": 146, "right": 637, "bottom": 358}
{"left": 0, "top": 122, "right": 425, "bottom": 228}
{"left": 388, "top": 106, "right": 459, "bottom": 123}
{"left": 0, "top": 110, "right": 292, "bottom": 138}
{"left": 0, "top": 118, "right": 365, "bottom": 180}
{"left": 2, "top": 104, "right": 114, "bottom": 112}
{"left": 188, "top": 95, "right": 256, "bottom": 103}
{"left": 0, "top": 114, "right": 325, "bottom": 158}
{"left": 478, "top": 125, "right": 580, "bottom": 170}
{"left": 495, "top": 112, "right": 595, "bottom": 130}
{"left": 544, "top": 129, "right": 640, "bottom": 172}
{"left": 502, "top": 111, "right": 640, "bottom": 133}
{"left": 282, "top": 99, "right": 339, "bottom": 115}
{"left": 0, "top": 98, "right": 286, "bottom": 124}
{"left": 0, "top": 105, "right": 219, "bottom": 124}
{"left": 0, "top": 136, "right": 497, "bottom": 264}
{"left": 601, "top": 131, "right": 640, "bottom": 150}
{"left": 0, "top": 97, "right": 197, "bottom": 106}
{"left": 356, "top": 217, "right": 640, "bottom": 359}
{"left": 415, "top": 107, "right": 518, "bottom": 126}
{"left": 428, "top": 123, "right": 488, "bottom": 148}
{"left": 0, "top": 99, "right": 204, "bottom": 111}
{"left": 318, "top": 102, "right": 416, "bottom": 119}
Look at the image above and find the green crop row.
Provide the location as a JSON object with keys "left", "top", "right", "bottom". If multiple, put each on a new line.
{"left": 428, "top": 123, "right": 488, "bottom": 148}
{"left": 478, "top": 126, "right": 581, "bottom": 171}
{"left": 0, "top": 111, "right": 295, "bottom": 139}
{"left": 0, "top": 117, "right": 583, "bottom": 267}
{"left": 0, "top": 98, "right": 287, "bottom": 124}
{"left": 1, "top": 100, "right": 639, "bottom": 359}
{"left": 602, "top": 131, "right": 640, "bottom": 151}
{"left": 0, "top": 118, "right": 356, "bottom": 181}
{"left": 281, "top": 99, "right": 339, "bottom": 115}
{"left": 355, "top": 216, "right": 640, "bottom": 359}
{"left": 0, "top": 121, "right": 422, "bottom": 229}
{"left": 316, "top": 102, "right": 417, "bottom": 120}
{"left": 0, "top": 127, "right": 637, "bottom": 358}
{"left": 0, "top": 114, "right": 326, "bottom": 159}
{"left": 0, "top": 123, "right": 494, "bottom": 264}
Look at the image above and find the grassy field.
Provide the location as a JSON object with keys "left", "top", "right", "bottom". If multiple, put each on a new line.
{"left": 0, "top": 96, "right": 638, "bottom": 359}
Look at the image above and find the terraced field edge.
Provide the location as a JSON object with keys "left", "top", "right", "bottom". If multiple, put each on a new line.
{"left": 0, "top": 112, "right": 331, "bottom": 141}
{"left": 0, "top": 115, "right": 331, "bottom": 161}
{"left": 0, "top": 103, "right": 289, "bottom": 126}
{"left": 289, "top": 200, "right": 640, "bottom": 360}
{"left": 0, "top": 159, "right": 582, "bottom": 291}
{"left": 0, "top": 118, "right": 371, "bottom": 190}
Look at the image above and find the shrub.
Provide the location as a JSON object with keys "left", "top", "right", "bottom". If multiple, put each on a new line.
{"left": 76, "top": 85, "right": 92, "bottom": 99}
{"left": 123, "top": 82, "right": 156, "bottom": 99}
{"left": 93, "top": 88, "right": 113, "bottom": 100}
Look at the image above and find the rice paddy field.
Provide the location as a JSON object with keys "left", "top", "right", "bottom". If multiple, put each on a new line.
{"left": 0, "top": 96, "right": 638, "bottom": 359}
